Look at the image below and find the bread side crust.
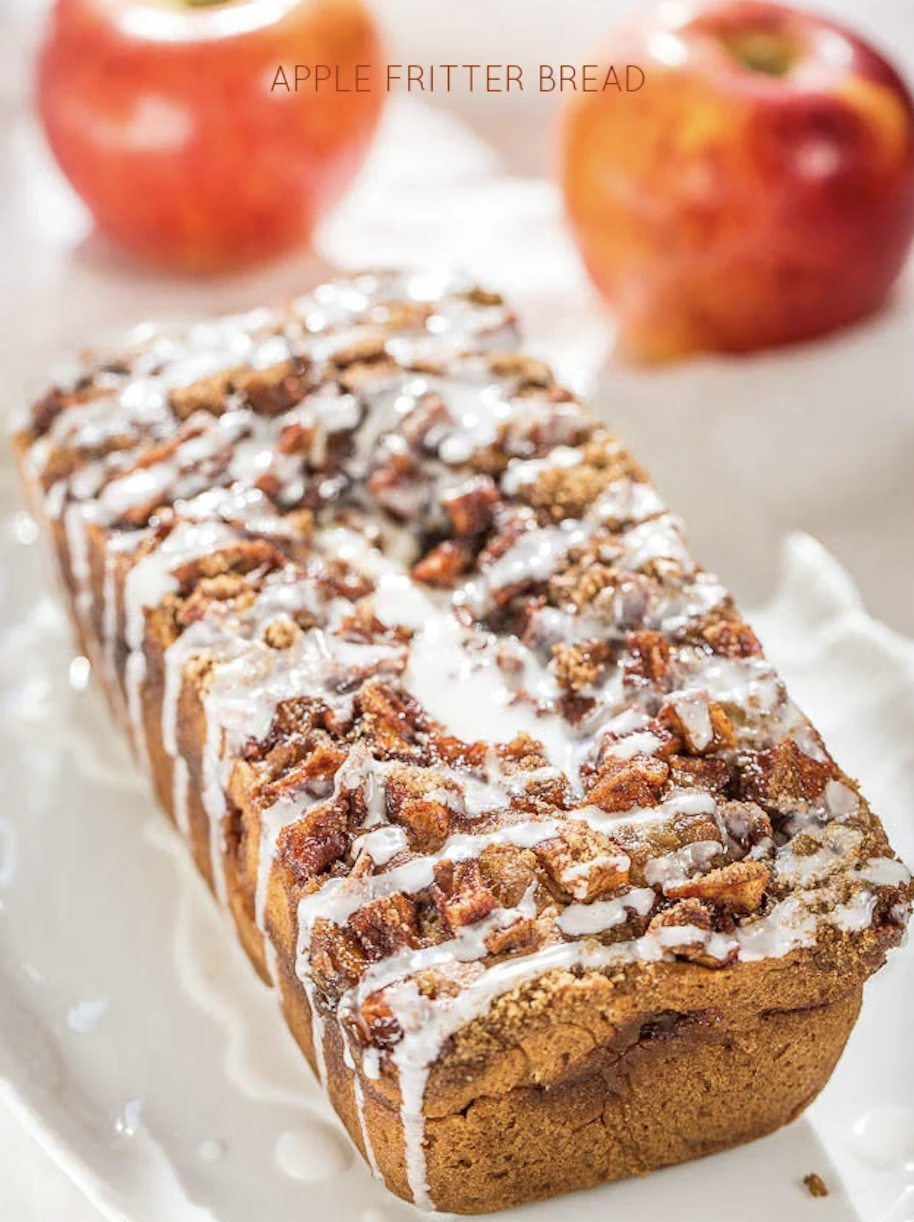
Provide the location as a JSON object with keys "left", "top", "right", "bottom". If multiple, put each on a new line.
{"left": 35, "top": 509, "right": 904, "bottom": 1207}
{"left": 11, "top": 277, "right": 911, "bottom": 1213}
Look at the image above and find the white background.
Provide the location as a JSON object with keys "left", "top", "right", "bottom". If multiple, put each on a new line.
{"left": 1, "top": 1, "right": 913, "bottom": 1218}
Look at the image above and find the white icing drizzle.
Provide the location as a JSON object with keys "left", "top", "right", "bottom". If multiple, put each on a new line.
{"left": 560, "top": 851, "right": 631, "bottom": 900}
{"left": 122, "top": 519, "right": 239, "bottom": 774}
{"left": 557, "top": 888, "right": 656, "bottom": 935}
{"left": 832, "top": 890, "right": 877, "bottom": 933}
{"left": 592, "top": 479, "right": 666, "bottom": 527}
{"left": 436, "top": 379, "right": 513, "bottom": 465}
{"left": 348, "top": 1064, "right": 381, "bottom": 1179}
{"left": 20, "top": 271, "right": 911, "bottom": 1213}
{"left": 856, "top": 857, "right": 912, "bottom": 888}
{"left": 101, "top": 542, "right": 121, "bottom": 688}
{"left": 735, "top": 896, "right": 819, "bottom": 959}
{"left": 774, "top": 824, "right": 864, "bottom": 887}
{"left": 501, "top": 445, "right": 582, "bottom": 494}
{"left": 172, "top": 755, "right": 192, "bottom": 839}
{"left": 62, "top": 501, "right": 94, "bottom": 632}
{"left": 825, "top": 778, "right": 862, "bottom": 817}
{"left": 292, "top": 795, "right": 724, "bottom": 962}
{"left": 352, "top": 825, "right": 409, "bottom": 866}
{"left": 125, "top": 650, "right": 151, "bottom": 773}
{"left": 652, "top": 924, "right": 738, "bottom": 961}
{"left": 644, "top": 840, "right": 724, "bottom": 890}
{"left": 375, "top": 569, "right": 581, "bottom": 781}
{"left": 470, "top": 520, "right": 595, "bottom": 611}
{"left": 666, "top": 690, "right": 714, "bottom": 752}
{"left": 621, "top": 513, "right": 694, "bottom": 574}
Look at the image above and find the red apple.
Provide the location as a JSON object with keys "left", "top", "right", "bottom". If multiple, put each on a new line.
{"left": 559, "top": 1, "right": 914, "bottom": 362}
{"left": 37, "top": 0, "right": 385, "bottom": 273}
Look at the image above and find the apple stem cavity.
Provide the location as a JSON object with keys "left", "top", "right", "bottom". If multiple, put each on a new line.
{"left": 720, "top": 29, "right": 797, "bottom": 77}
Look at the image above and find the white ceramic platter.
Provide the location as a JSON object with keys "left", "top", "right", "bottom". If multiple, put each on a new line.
{"left": 0, "top": 435, "right": 912, "bottom": 1222}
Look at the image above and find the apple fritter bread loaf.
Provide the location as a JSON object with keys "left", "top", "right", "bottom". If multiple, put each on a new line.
{"left": 12, "top": 271, "right": 912, "bottom": 1213}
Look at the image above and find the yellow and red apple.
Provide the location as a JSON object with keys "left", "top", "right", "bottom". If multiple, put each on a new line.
{"left": 560, "top": 1, "right": 914, "bottom": 362}
{"left": 37, "top": 0, "right": 384, "bottom": 273}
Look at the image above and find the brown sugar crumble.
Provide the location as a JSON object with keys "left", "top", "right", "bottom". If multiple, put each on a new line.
{"left": 803, "top": 1172, "right": 829, "bottom": 1198}
{"left": 13, "top": 269, "right": 911, "bottom": 1215}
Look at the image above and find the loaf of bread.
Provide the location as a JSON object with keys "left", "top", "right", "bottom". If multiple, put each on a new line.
{"left": 13, "top": 271, "right": 912, "bottom": 1213}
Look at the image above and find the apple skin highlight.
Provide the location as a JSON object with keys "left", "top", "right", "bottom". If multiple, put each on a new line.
{"left": 559, "top": 0, "right": 914, "bottom": 363}
{"left": 36, "top": 0, "right": 385, "bottom": 273}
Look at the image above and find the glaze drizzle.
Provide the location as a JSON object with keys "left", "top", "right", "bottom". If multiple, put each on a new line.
{"left": 16, "top": 270, "right": 912, "bottom": 1211}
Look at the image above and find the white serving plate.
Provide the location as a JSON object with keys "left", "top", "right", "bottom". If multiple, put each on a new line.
{"left": 0, "top": 429, "right": 912, "bottom": 1222}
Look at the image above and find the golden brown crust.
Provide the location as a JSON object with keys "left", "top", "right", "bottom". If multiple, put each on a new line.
{"left": 12, "top": 271, "right": 911, "bottom": 1213}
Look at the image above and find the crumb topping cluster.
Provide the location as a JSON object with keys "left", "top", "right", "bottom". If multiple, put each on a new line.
{"left": 19, "top": 271, "right": 912, "bottom": 1119}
